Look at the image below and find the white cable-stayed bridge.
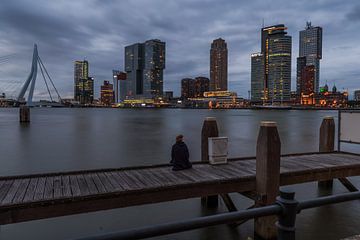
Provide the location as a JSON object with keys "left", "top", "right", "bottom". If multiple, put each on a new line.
{"left": 0, "top": 44, "right": 63, "bottom": 107}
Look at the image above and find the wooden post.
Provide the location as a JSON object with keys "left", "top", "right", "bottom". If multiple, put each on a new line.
{"left": 318, "top": 116, "right": 335, "bottom": 188}
{"left": 255, "top": 121, "right": 281, "bottom": 240}
{"left": 19, "top": 105, "right": 30, "bottom": 123}
{"left": 201, "top": 117, "right": 219, "bottom": 208}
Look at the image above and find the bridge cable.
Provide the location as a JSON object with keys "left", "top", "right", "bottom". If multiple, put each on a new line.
{"left": 37, "top": 56, "right": 62, "bottom": 102}
{"left": 38, "top": 59, "right": 53, "bottom": 102}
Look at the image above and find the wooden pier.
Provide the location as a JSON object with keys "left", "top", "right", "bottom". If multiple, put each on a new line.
{"left": 2, "top": 114, "right": 360, "bottom": 239}
{"left": 0, "top": 151, "right": 359, "bottom": 225}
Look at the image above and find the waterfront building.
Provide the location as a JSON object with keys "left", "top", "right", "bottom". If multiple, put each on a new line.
{"left": 74, "top": 60, "right": 89, "bottom": 102}
{"left": 210, "top": 38, "right": 228, "bottom": 91}
{"left": 265, "top": 25, "right": 292, "bottom": 103}
{"left": 316, "top": 84, "right": 348, "bottom": 107}
{"left": 298, "top": 22, "right": 322, "bottom": 93}
{"left": 125, "top": 39, "right": 165, "bottom": 99}
{"left": 100, "top": 80, "right": 115, "bottom": 105}
{"left": 112, "top": 70, "right": 127, "bottom": 102}
{"left": 194, "top": 77, "right": 210, "bottom": 97}
{"left": 164, "top": 91, "right": 173, "bottom": 101}
{"left": 181, "top": 78, "right": 196, "bottom": 99}
{"left": 250, "top": 53, "right": 264, "bottom": 103}
{"left": 299, "top": 65, "right": 315, "bottom": 105}
{"left": 78, "top": 77, "right": 94, "bottom": 104}
{"left": 251, "top": 25, "right": 292, "bottom": 104}
{"left": 181, "top": 77, "right": 210, "bottom": 99}
{"left": 354, "top": 90, "right": 360, "bottom": 101}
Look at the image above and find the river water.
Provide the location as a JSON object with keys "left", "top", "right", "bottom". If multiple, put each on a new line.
{"left": 0, "top": 108, "right": 359, "bottom": 240}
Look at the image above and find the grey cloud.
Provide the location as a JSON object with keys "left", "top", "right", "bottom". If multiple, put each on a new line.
{"left": 0, "top": 0, "right": 359, "bottom": 99}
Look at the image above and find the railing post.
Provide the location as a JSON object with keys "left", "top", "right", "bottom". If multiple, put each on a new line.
{"left": 276, "top": 190, "right": 298, "bottom": 240}
{"left": 255, "top": 121, "right": 281, "bottom": 240}
{"left": 19, "top": 105, "right": 30, "bottom": 123}
{"left": 318, "top": 116, "right": 335, "bottom": 189}
{"left": 201, "top": 117, "right": 219, "bottom": 208}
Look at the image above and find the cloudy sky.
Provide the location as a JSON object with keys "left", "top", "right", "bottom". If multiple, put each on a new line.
{"left": 0, "top": 0, "right": 359, "bottom": 100}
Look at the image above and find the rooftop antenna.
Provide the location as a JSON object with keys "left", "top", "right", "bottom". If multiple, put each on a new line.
{"left": 262, "top": 18, "right": 265, "bottom": 28}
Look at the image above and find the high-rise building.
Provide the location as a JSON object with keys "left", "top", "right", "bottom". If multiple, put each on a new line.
{"left": 181, "top": 78, "right": 196, "bottom": 99}
{"left": 100, "top": 80, "right": 114, "bottom": 105}
{"left": 251, "top": 53, "right": 264, "bottom": 102}
{"left": 125, "top": 39, "right": 165, "bottom": 99}
{"left": 112, "top": 70, "right": 127, "bottom": 102}
{"left": 210, "top": 38, "right": 228, "bottom": 91}
{"left": 261, "top": 24, "right": 292, "bottom": 103}
{"left": 79, "top": 77, "right": 94, "bottom": 104}
{"left": 181, "top": 77, "right": 210, "bottom": 99}
{"left": 298, "top": 22, "right": 322, "bottom": 93}
{"left": 194, "top": 77, "right": 210, "bottom": 97}
{"left": 74, "top": 60, "right": 89, "bottom": 101}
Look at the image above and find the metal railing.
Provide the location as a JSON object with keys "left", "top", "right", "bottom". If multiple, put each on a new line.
{"left": 71, "top": 189, "right": 360, "bottom": 240}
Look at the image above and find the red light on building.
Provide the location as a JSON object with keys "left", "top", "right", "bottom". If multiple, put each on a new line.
{"left": 117, "top": 72, "right": 127, "bottom": 80}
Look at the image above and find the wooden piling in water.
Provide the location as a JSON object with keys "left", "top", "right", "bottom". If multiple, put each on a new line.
{"left": 318, "top": 116, "right": 335, "bottom": 188}
{"left": 201, "top": 117, "right": 219, "bottom": 208}
{"left": 254, "top": 121, "right": 281, "bottom": 240}
{"left": 19, "top": 105, "right": 30, "bottom": 123}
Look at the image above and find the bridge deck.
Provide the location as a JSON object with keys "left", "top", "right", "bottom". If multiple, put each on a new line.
{"left": 0, "top": 152, "right": 360, "bottom": 225}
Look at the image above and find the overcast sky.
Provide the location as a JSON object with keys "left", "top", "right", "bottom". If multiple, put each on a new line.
{"left": 0, "top": 0, "right": 359, "bottom": 100}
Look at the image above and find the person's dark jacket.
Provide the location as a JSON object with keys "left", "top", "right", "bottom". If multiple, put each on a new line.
{"left": 170, "top": 141, "right": 192, "bottom": 171}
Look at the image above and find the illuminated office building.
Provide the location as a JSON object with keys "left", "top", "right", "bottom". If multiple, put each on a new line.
{"left": 100, "top": 80, "right": 114, "bottom": 105}
{"left": 298, "top": 22, "right": 322, "bottom": 93}
{"left": 261, "top": 24, "right": 292, "bottom": 103}
{"left": 210, "top": 38, "right": 228, "bottom": 91}
{"left": 79, "top": 77, "right": 94, "bottom": 104}
{"left": 125, "top": 39, "right": 165, "bottom": 99}
{"left": 74, "top": 60, "right": 89, "bottom": 101}
{"left": 251, "top": 53, "right": 264, "bottom": 102}
{"left": 181, "top": 78, "right": 196, "bottom": 99}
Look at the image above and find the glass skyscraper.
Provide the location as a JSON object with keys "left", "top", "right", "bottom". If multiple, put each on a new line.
{"left": 125, "top": 39, "right": 165, "bottom": 99}
{"left": 251, "top": 25, "right": 292, "bottom": 104}
{"left": 251, "top": 53, "right": 264, "bottom": 102}
{"left": 298, "top": 22, "right": 322, "bottom": 93}
{"left": 74, "top": 60, "right": 88, "bottom": 101}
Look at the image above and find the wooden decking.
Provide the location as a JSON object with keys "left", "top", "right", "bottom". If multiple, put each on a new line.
{"left": 0, "top": 152, "right": 360, "bottom": 225}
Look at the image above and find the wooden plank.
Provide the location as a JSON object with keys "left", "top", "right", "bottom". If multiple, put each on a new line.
{"left": 104, "top": 172, "right": 123, "bottom": 191}
{"left": 33, "top": 178, "right": 46, "bottom": 201}
{"left": 77, "top": 175, "right": 90, "bottom": 196}
{"left": 111, "top": 172, "right": 134, "bottom": 191}
{"left": 122, "top": 171, "right": 147, "bottom": 188}
{"left": 53, "top": 176, "right": 62, "bottom": 199}
{"left": 90, "top": 173, "right": 107, "bottom": 193}
{"left": 12, "top": 178, "right": 30, "bottom": 203}
{"left": 61, "top": 175, "right": 72, "bottom": 198}
{"left": 97, "top": 173, "right": 115, "bottom": 192}
{"left": 0, "top": 180, "right": 14, "bottom": 202}
{"left": 2, "top": 180, "right": 22, "bottom": 204}
{"left": 23, "top": 178, "right": 38, "bottom": 202}
{"left": 69, "top": 175, "right": 81, "bottom": 197}
{"left": 84, "top": 174, "right": 99, "bottom": 195}
{"left": 44, "top": 177, "right": 54, "bottom": 200}
{"left": 135, "top": 169, "right": 164, "bottom": 188}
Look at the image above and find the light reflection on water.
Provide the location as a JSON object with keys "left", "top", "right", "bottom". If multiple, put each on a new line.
{"left": 0, "top": 108, "right": 359, "bottom": 240}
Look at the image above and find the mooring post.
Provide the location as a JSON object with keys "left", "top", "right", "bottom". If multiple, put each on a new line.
{"left": 201, "top": 117, "right": 219, "bottom": 208}
{"left": 318, "top": 116, "right": 335, "bottom": 189}
{"left": 19, "top": 105, "right": 30, "bottom": 123}
{"left": 255, "top": 121, "right": 281, "bottom": 240}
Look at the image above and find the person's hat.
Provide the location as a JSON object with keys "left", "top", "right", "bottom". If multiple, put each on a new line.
{"left": 176, "top": 134, "right": 183, "bottom": 141}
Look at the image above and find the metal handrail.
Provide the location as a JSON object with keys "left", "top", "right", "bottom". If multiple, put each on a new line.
{"left": 73, "top": 190, "right": 360, "bottom": 240}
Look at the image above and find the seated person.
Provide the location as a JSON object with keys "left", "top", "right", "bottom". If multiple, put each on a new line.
{"left": 170, "top": 134, "right": 192, "bottom": 171}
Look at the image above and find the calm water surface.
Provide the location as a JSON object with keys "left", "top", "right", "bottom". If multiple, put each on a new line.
{"left": 0, "top": 108, "right": 359, "bottom": 240}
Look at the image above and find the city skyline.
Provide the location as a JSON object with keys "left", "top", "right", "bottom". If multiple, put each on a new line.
{"left": 0, "top": 0, "right": 359, "bottom": 100}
